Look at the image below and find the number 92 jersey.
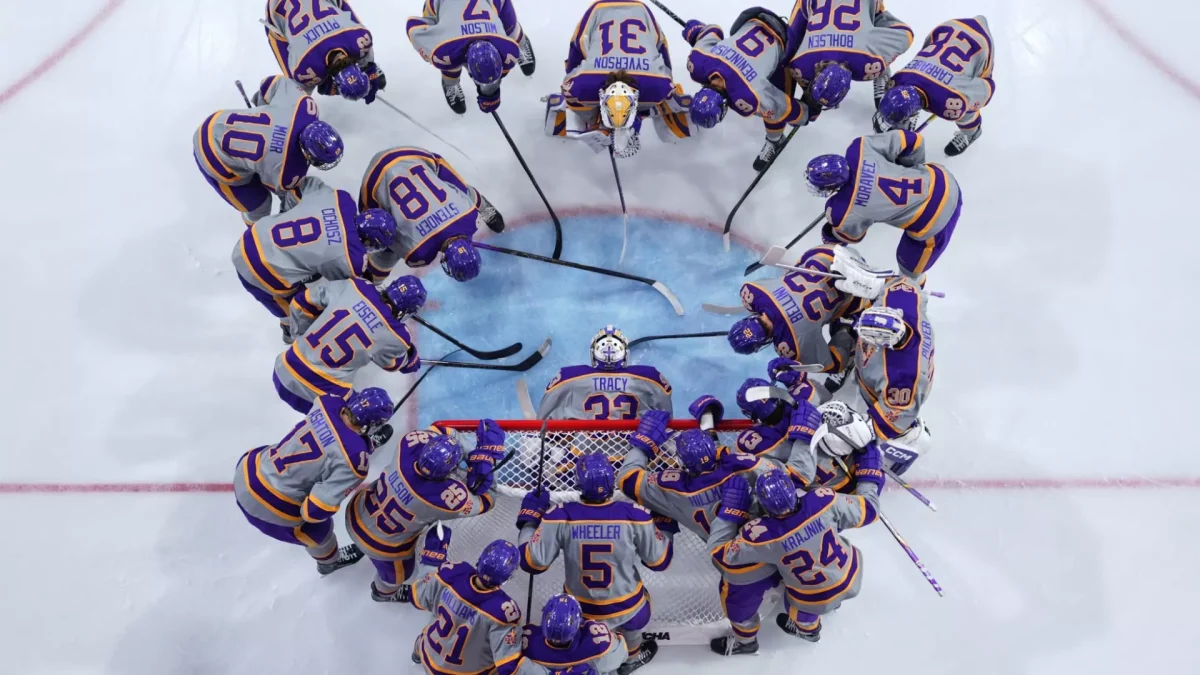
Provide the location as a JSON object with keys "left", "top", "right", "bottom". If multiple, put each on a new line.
{"left": 855, "top": 278, "right": 933, "bottom": 440}
{"left": 563, "top": 0, "right": 676, "bottom": 109}
{"left": 265, "top": 0, "right": 374, "bottom": 90}
{"left": 359, "top": 147, "right": 481, "bottom": 280}
{"left": 891, "top": 16, "right": 995, "bottom": 122}
{"left": 537, "top": 364, "right": 672, "bottom": 421}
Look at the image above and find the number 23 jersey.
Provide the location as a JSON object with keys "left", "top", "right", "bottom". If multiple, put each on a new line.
{"left": 537, "top": 364, "right": 673, "bottom": 421}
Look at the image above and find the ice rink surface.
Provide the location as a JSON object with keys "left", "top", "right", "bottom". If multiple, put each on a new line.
{"left": 2, "top": 0, "right": 1199, "bottom": 672}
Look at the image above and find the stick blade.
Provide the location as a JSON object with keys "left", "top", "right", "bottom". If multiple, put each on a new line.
{"left": 701, "top": 303, "right": 745, "bottom": 316}
{"left": 745, "top": 385, "right": 795, "bottom": 404}
{"left": 743, "top": 261, "right": 764, "bottom": 277}
{"left": 618, "top": 213, "right": 629, "bottom": 266}
{"left": 516, "top": 378, "right": 538, "bottom": 420}
{"left": 722, "top": 232, "right": 731, "bottom": 252}
{"left": 759, "top": 246, "right": 789, "bottom": 268}
{"left": 652, "top": 281, "right": 685, "bottom": 316}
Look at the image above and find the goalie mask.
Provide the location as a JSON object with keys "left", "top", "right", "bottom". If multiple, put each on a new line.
{"left": 600, "top": 81, "right": 641, "bottom": 159}
{"left": 590, "top": 325, "right": 628, "bottom": 370}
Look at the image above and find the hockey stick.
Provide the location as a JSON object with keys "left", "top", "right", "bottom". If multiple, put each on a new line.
{"left": 392, "top": 349, "right": 463, "bottom": 412}
{"left": 412, "top": 315, "right": 523, "bottom": 360}
{"left": 743, "top": 213, "right": 825, "bottom": 276}
{"left": 829, "top": 428, "right": 937, "bottom": 511}
{"left": 525, "top": 419, "right": 551, "bottom": 620}
{"left": 492, "top": 112, "right": 564, "bottom": 260}
{"left": 609, "top": 146, "right": 630, "bottom": 265}
{"left": 376, "top": 95, "right": 476, "bottom": 167}
{"left": 645, "top": 0, "right": 686, "bottom": 26}
{"left": 701, "top": 303, "right": 745, "bottom": 316}
{"left": 475, "top": 243, "right": 685, "bottom": 316}
{"left": 516, "top": 378, "right": 538, "bottom": 420}
{"left": 423, "top": 338, "right": 552, "bottom": 373}
{"left": 234, "top": 80, "right": 252, "bottom": 107}
{"left": 723, "top": 125, "right": 802, "bottom": 252}
{"left": 629, "top": 331, "right": 725, "bottom": 348}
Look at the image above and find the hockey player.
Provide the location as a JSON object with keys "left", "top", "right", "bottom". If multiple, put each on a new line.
{"left": 518, "top": 453, "right": 673, "bottom": 674}
{"left": 785, "top": 0, "right": 913, "bottom": 109}
{"left": 410, "top": 534, "right": 525, "bottom": 675}
{"left": 348, "top": 423, "right": 502, "bottom": 601}
{"left": 538, "top": 326, "right": 672, "bottom": 420}
{"left": 194, "top": 75, "right": 343, "bottom": 226}
{"left": 806, "top": 130, "right": 962, "bottom": 280}
{"left": 519, "top": 594, "right": 628, "bottom": 675}
{"left": 273, "top": 276, "right": 425, "bottom": 413}
{"left": 406, "top": 0, "right": 533, "bottom": 115}
{"left": 359, "top": 146, "right": 504, "bottom": 284}
{"left": 233, "top": 387, "right": 393, "bottom": 575}
{"left": 877, "top": 16, "right": 995, "bottom": 156}
{"left": 263, "top": 0, "right": 385, "bottom": 103}
{"left": 683, "top": 8, "right": 822, "bottom": 170}
{"left": 232, "top": 176, "right": 396, "bottom": 327}
{"left": 726, "top": 245, "right": 867, "bottom": 375}
{"left": 708, "top": 457, "right": 884, "bottom": 649}
{"left": 543, "top": 0, "right": 693, "bottom": 159}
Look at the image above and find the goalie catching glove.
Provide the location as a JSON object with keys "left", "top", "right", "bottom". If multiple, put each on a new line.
{"left": 811, "top": 401, "right": 874, "bottom": 457}
{"left": 830, "top": 246, "right": 891, "bottom": 300}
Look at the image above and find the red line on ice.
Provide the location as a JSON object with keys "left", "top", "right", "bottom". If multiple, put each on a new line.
{"left": 1081, "top": 0, "right": 1200, "bottom": 103}
{"left": 0, "top": 0, "right": 126, "bottom": 107}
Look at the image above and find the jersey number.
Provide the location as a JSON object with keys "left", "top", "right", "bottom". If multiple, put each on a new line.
{"left": 598, "top": 19, "right": 649, "bottom": 56}
{"left": 273, "top": 0, "right": 340, "bottom": 37}
{"left": 780, "top": 530, "right": 849, "bottom": 586}
{"left": 876, "top": 177, "right": 924, "bottom": 206}
{"left": 269, "top": 430, "right": 323, "bottom": 473}
{"left": 917, "top": 25, "right": 982, "bottom": 74}
{"left": 583, "top": 393, "right": 639, "bottom": 420}
{"left": 806, "top": 0, "right": 862, "bottom": 31}
{"left": 427, "top": 606, "right": 471, "bottom": 666}
{"left": 783, "top": 267, "right": 841, "bottom": 322}
{"left": 221, "top": 112, "right": 272, "bottom": 162}
{"left": 580, "top": 543, "right": 614, "bottom": 589}
{"left": 692, "top": 509, "right": 711, "bottom": 536}
{"left": 462, "top": 0, "right": 491, "bottom": 21}
{"left": 305, "top": 308, "right": 375, "bottom": 369}
{"left": 389, "top": 165, "right": 450, "bottom": 221}
{"left": 369, "top": 481, "right": 416, "bottom": 536}
{"left": 734, "top": 25, "right": 777, "bottom": 58}
{"left": 270, "top": 217, "right": 322, "bottom": 248}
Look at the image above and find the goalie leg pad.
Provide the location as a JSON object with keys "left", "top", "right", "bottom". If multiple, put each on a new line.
{"left": 883, "top": 418, "right": 932, "bottom": 475}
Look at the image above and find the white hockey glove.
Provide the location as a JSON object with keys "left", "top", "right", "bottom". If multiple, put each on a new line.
{"left": 811, "top": 401, "right": 874, "bottom": 457}
{"left": 575, "top": 129, "right": 612, "bottom": 153}
{"left": 856, "top": 306, "right": 908, "bottom": 349}
{"left": 831, "top": 246, "right": 890, "bottom": 300}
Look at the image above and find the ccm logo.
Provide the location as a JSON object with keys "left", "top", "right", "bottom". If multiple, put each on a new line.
{"left": 641, "top": 632, "right": 671, "bottom": 641}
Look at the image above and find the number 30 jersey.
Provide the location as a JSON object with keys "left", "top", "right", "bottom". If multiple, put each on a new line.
{"left": 413, "top": 561, "right": 524, "bottom": 675}
{"left": 359, "top": 147, "right": 482, "bottom": 281}
{"left": 537, "top": 364, "right": 673, "bottom": 421}
{"left": 855, "top": 278, "right": 934, "bottom": 440}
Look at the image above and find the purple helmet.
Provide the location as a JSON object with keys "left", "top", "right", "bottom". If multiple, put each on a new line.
{"left": 878, "top": 85, "right": 923, "bottom": 128}
{"left": 677, "top": 429, "right": 718, "bottom": 475}
{"left": 689, "top": 88, "right": 728, "bottom": 129}
{"left": 416, "top": 435, "right": 462, "bottom": 480}
{"left": 355, "top": 208, "right": 397, "bottom": 250}
{"left": 811, "top": 63, "right": 852, "bottom": 108}
{"left": 299, "top": 121, "right": 344, "bottom": 170}
{"left": 334, "top": 63, "right": 370, "bottom": 101}
{"left": 441, "top": 237, "right": 482, "bottom": 282}
{"left": 805, "top": 154, "right": 851, "bottom": 197}
{"left": 542, "top": 594, "right": 583, "bottom": 646}
{"left": 466, "top": 40, "right": 504, "bottom": 86}
{"left": 575, "top": 452, "right": 615, "bottom": 502}
{"left": 476, "top": 539, "right": 519, "bottom": 588}
{"left": 344, "top": 387, "right": 394, "bottom": 432}
{"left": 755, "top": 469, "right": 798, "bottom": 518}
{"left": 737, "top": 377, "right": 781, "bottom": 422}
{"left": 728, "top": 317, "right": 770, "bottom": 355}
{"left": 384, "top": 275, "right": 427, "bottom": 317}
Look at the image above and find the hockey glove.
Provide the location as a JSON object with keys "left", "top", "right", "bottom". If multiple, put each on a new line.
{"left": 811, "top": 401, "right": 874, "bottom": 457}
{"left": 575, "top": 129, "right": 612, "bottom": 153}
{"left": 682, "top": 20, "right": 712, "bottom": 46}
{"left": 652, "top": 513, "right": 680, "bottom": 536}
{"left": 420, "top": 525, "right": 453, "bottom": 567}
{"left": 688, "top": 395, "right": 724, "bottom": 429}
{"left": 477, "top": 84, "right": 500, "bottom": 113}
{"left": 629, "top": 409, "right": 671, "bottom": 458}
{"left": 363, "top": 63, "right": 385, "bottom": 104}
{"left": 399, "top": 351, "right": 422, "bottom": 374}
{"left": 768, "top": 357, "right": 808, "bottom": 389}
{"left": 717, "top": 474, "right": 752, "bottom": 524}
{"left": 787, "top": 400, "right": 823, "bottom": 444}
{"left": 853, "top": 442, "right": 886, "bottom": 495}
{"left": 516, "top": 489, "right": 550, "bottom": 530}
{"left": 831, "top": 246, "right": 889, "bottom": 301}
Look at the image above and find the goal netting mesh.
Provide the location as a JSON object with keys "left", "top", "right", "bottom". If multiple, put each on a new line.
{"left": 430, "top": 419, "right": 752, "bottom": 643}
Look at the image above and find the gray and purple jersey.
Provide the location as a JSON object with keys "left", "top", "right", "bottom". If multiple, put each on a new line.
{"left": 406, "top": 0, "right": 522, "bottom": 79}
{"left": 232, "top": 176, "right": 369, "bottom": 299}
{"left": 517, "top": 621, "right": 626, "bottom": 675}
{"left": 739, "top": 245, "right": 866, "bottom": 371}
{"left": 359, "top": 147, "right": 481, "bottom": 281}
{"left": 562, "top": 0, "right": 675, "bottom": 110}
{"left": 538, "top": 364, "right": 672, "bottom": 421}
{"left": 346, "top": 427, "right": 495, "bottom": 562}
{"left": 856, "top": 278, "right": 934, "bottom": 440}
{"left": 709, "top": 484, "right": 879, "bottom": 614}
{"left": 276, "top": 278, "right": 415, "bottom": 401}
{"left": 891, "top": 16, "right": 995, "bottom": 122}
{"left": 194, "top": 76, "right": 318, "bottom": 199}
{"left": 233, "top": 395, "right": 371, "bottom": 528}
{"left": 264, "top": 0, "right": 374, "bottom": 90}
{"left": 412, "top": 561, "right": 525, "bottom": 675}
{"left": 687, "top": 20, "right": 810, "bottom": 129}
{"left": 518, "top": 501, "right": 672, "bottom": 625}
{"left": 824, "top": 131, "right": 961, "bottom": 262}
{"left": 786, "top": 0, "right": 913, "bottom": 84}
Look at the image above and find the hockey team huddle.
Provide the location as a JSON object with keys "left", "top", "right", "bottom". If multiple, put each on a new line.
{"left": 198, "top": 0, "right": 985, "bottom": 672}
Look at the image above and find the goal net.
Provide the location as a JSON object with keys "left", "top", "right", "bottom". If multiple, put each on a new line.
{"left": 431, "top": 419, "right": 756, "bottom": 645}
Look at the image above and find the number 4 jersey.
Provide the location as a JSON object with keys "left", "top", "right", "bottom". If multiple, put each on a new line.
{"left": 413, "top": 561, "right": 524, "bottom": 675}
{"left": 537, "top": 364, "right": 673, "bottom": 421}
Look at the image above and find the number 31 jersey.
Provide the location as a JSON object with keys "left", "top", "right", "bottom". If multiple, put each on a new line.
{"left": 537, "top": 364, "right": 673, "bottom": 421}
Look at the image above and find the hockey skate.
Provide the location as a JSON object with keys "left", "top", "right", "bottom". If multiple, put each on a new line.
{"left": 710, "top": 636, "right": 759, "bottom": 656}
{"left": 945, "top": 123, "right": 982, "bottom": 156}
{"left": 441, "top": 77, "right": 467, "bottom": 115}
{"left": 776, "top": 613, "right": 821, "bottom": 642}
{"left": 316, "top": 544, "right": 364, "bottom": 575}
{"left": 874, "top": 67, "right": 891, "bottom": 108}
{"left": 518, "top": 34, "right": 536, "bottom": 76}
{"left": 617, "top": 640, "right": 658, "bottom": 675}
{"left": 371, "top": 581, "right": 412, "bottom": 603}
{"left": 753, "top": 136, "right": 786, "bottom": 172}
{"left": 478, "top": 194, "right": 505, "bottom": 233}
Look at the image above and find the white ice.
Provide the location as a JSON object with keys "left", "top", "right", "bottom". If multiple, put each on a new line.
{"left": 2, "top": 0, "right": 1199, "bottom": 672}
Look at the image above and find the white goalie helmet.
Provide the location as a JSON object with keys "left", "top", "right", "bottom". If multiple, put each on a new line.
{"left": 856, "top": 306, "right": 908, "bottom": 349}
{"left": 590, "top": 325, "right": 629, "bottom": 370}
{"left": 599, "top": 81, "right": 641, "bottom": 159}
